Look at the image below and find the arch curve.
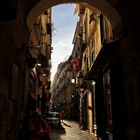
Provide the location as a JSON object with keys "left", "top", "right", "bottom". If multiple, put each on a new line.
{"left": 26, "top": 0, "right": 122, "bottom": 38}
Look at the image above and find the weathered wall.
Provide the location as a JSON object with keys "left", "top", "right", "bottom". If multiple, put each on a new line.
{"left": 0, "top": 0, "right": 29, "bottom": 139}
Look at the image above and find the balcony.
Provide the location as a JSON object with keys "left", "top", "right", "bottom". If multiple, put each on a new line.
{"left": 38, "top": 54, "right": 49, "bottom": 68}
{"left": 79, "top": 6, "right": 85, "bottom": 15}
{"left": 40, "top": 32, "right": 46, "bottom": 36}
{"left": 89, "top": 13, "right": 99, "bottom": 23}
{"left": 82, "top": 62, "right": 89, "bottom": 76}
{"left": 81, "top": 40, "right": 87, "bottom": 52}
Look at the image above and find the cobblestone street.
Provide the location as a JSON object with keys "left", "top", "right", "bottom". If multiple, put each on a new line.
{"left": 49, "top": 120, "right": 97, "bottom": 140}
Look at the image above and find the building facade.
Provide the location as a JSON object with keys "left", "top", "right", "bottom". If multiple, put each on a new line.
{"left": 73, "top": 4, "right": 115, "bottom": 139}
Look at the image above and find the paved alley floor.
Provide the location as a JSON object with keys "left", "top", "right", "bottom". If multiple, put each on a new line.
{"left": 49, "top": 120, "right": 97, "bottom": 140}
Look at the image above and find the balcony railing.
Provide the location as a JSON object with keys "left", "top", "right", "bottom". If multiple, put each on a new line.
{"left": 82, "top": 62, "right": 89, "bottom": 75}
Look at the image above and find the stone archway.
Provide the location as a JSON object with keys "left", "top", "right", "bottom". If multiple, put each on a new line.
{"left": 26, "top": 1, "right": 140, "bottom": 140}
{"left": 26, "top": 0, "right": 122, "bottom": 40}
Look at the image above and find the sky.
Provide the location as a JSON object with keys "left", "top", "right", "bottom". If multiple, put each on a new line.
{"left": 51, "top": 4, "right": 79, "bottom": 80}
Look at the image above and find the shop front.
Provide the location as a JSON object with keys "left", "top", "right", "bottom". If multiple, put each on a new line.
{"left": 86, "top": 41, "right": 118, "bottom": 140}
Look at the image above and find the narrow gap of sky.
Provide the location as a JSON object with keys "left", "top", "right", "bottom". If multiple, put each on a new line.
{"left": 51, "top": 4, "right": 79, "bottom": 80}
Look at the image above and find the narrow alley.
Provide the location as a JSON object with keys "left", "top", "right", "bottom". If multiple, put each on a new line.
{"left": 0, "top": 0, "right": 140, "bottom": 140}
{"left": 50, "top": 120, "right": 97, "bottom": 140}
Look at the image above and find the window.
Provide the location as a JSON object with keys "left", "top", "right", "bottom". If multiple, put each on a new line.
{"left": 90, "top": 36, "right": 95, "bottom": 63}
{"left": 100, "top": 13, "right": 106, "bottom": 43}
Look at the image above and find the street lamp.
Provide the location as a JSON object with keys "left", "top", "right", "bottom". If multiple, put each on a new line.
{"left": 71, "top": 78, "right": 75, "bottom": 84}
{"left": 71, "top": 78, "right": 75, "bottom": 96}
{"left": 92, "top": 80, "right": 97, "bottom": 136}
{"left": 92, "top": 81, "right": 96, "bottom": 85}
{"left": 71, "top": 78, "right": 76, "bottom": 120}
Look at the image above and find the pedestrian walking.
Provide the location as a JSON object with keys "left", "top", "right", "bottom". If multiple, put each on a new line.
{"left": 60, "top": 110, "right": 65, "bottom": 123}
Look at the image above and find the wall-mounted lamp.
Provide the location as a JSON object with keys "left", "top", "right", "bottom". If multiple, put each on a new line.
{"left": 92, "top": 81, "right": 96, "bottom": 85}
{"left": 43, "top": 73, "right": 47, "bottom": 77}
{"left": 71, "top": 79, "right": 75, "bottom": 84}
{"left": 36, "top": 62, "right": 41, "bottom": 67}
{"left": 72, "top": 94, "right": 74, "bottom": 98}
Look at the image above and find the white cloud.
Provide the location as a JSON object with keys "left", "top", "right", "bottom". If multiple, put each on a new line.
{"left": 51, "top": 4, "right": 78, "bottom": 80}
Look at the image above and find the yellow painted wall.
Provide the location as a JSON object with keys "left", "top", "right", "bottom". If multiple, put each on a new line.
{"left": 87, "top": 9, "right": 101, "bottom": 69}
{"left": 87, "top": 90, "right": 93, "bottom": 133}
{"left": 80, "top": 5, "right": 113, "bottom": 135}
{"left": 81, "top": 7, "right": 102, "bottom": 72}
